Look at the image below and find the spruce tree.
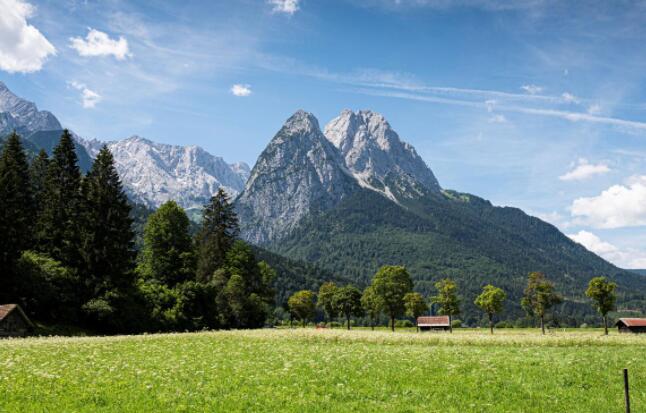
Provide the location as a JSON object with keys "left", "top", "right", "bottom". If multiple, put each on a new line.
{"left": 0, "top": 132, "right": 34, "bottom": 302}
{"left": 195, "top": 189, "right": 239, "bottom": 282}
{"left": 30, "top": 149, "right": 49, "bottom": 219}
{"left": 80, "top": 146, "right": 136, "bottom": 298}
{"left": 36, "top": 130, "right": 83, "bottom": 268}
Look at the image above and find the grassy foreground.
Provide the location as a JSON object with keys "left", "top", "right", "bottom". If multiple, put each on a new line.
{"left": 0, "top": 329, "right": 644, "bottom": 412}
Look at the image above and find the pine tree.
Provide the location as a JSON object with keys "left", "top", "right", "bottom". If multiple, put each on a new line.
{"left": 80, "top": 146, "right": 136, "bottom": 298}
{"left": 36, "top": 130, "right": 83, "bottom": 268}
{"left": 0, "top": 132, "right": 34, "bottom": 302}
{"left": 30, "top": 149, "right": 49, "bottom": 219}
{"left": 196, "top": 189, "right": 239, "bottom": 282}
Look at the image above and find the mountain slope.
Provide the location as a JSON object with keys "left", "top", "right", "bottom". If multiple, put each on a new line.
{"left": 236, "top": 110, "right": 361, "bottom": 244}
{"left": 0, "top": 81, "right": 61, "bottom": 135}
{"left": 238, "top": 109, "right": 646, "bottom": 325}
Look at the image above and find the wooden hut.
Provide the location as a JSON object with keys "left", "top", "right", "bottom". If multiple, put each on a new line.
{"left": 417, "top": 315, "right": 450, "bottom": 332}
{"left": 0, "top": 304, "right": 34, "bottom": 337}
{"left": 615, "top": 318, "right": 646, "bottom": 334}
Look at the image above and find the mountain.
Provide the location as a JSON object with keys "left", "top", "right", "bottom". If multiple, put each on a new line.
{"left": 236, "top": 109, "right": 646, "bottom": 325}
{"left": 0, "top": 82, "right": 93, "bottom": 171}
{"left": 324, "top": 109, "right": 441, "bottom": 201}
{"left": 76, "top": 136, "right": 249, "bottom": 209}
{"left": 236, "top": 110, "right": 360, "bottom": 244}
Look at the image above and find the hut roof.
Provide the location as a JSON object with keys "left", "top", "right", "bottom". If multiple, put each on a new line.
{"left": 615, "top": 318, "right": 646, "bottom": 327}
{"left": 0, "top": 304, "right": 34, "bottom": 327}
{"left": 417, "top": 315, "right": 450, "bottom": 327}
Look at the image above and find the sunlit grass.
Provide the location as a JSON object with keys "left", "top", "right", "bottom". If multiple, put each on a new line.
{"left": 1, "top": 328, "right": 644, "bottom": 412}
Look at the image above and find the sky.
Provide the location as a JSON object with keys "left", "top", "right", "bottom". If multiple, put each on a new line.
{"left": 1, "top": 0, "right": 646, "bottom": 268}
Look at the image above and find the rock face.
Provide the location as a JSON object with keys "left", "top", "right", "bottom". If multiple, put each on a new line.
{"left": 80, "top": 136, "right": 248, "bottom": 209}
{"left": 236, "top": 110, "right": 360, "bottom": 244}
{"left": 0, "top": 81, "right": 61, "bottom": 134}
{"left": 324, "top": 109, "right": 441, "bottom": 200}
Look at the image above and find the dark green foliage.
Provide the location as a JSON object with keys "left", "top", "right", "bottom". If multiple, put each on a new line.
{"left": 318, "top": 282, "right": 338, "bottom": 321}
{"left": 268, "top": 188, "right": 646, "bottom": 325}
{"left": 432, "top": 278, "right": 461, "bottom": 332}
{"left": 361, "top": 286, "right": 383, "bottom": 330}
{"left": 404, "top": 292, "right": 428, "bottom": 330}
{"left": 78, "top": 146, "right": 137, "bottom": 330}
{"left": 196, "top": 189, "right": 239, "bottom": 282}
{"left": 288, "top": 290, "right": 316, "bottom": 326}
{"left": 36, "top": 130, "right": 83, "bottom": 269}
{"left": 137, "top": 201, "right": 195, "bottom": 286}
{"left": 521, "top": 272, "right": 563, "bottom": 334}
{"left": 332, "top": 285, "right": 363, "bottom": 330}
{"left": 0, "top": 132, "right": 34, "bottom": 302}
{"left": 29, "top": 149, "right": 49, "bottom": 218}
{"left": 370, "top": 265, "right": 413, "bottom": 331}
{"left": 585, "top": 277, "right": 616, "bottom": 335}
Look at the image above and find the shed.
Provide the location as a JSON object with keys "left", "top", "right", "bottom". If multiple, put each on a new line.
{"left": 0, "top": 304, "right": 34, "bottom": 337}
{"left": 417, "top": 315, "right": 450, "bottom": 332}
{"left": 615, "top": 318, "right": 646, "bottom": 334}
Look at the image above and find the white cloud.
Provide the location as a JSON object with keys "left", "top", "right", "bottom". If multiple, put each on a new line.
{"left": 68, "top": 81, "right": 102, "bottom": 108}
{"left": 568, "top": 230, "right": 646, "bottom": 269}
{"left": 561, "top": 92, "right": 579, "bottom": 104}
{"left": 0, "top": 0, "right": 56, "bottom": 73}
{"left": 521, "top": 84, "right": 543, "bottom": 95}
{"left": 269, "top": 0, "right": 300, "bottom": 14}
{"left": 570, "top": 176, "right": 646, "bottom": 228}
{"left": 559, "top": 158, "right": 610, "bottom": 181}
{"left": 70, "top": 28, "right": 131, "bottom": 60}
{"left": 230, "top": 84, "right": 252, "bottom": 97}
{"left": 587, "top": 103, "right": 601, "bottom": 114}
{"left": 488, "top": 114, "right": 507, "bottom": 123}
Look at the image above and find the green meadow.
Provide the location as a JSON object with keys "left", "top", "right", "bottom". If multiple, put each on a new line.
{"left": 0, "top": 329, "right": 644, "bottom": 412}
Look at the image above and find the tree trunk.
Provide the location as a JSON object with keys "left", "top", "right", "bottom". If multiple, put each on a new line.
{"left": 391, "top": 315, "right": 395, "bottom": 332}
{"left": 371, "top": 319, "right": 374, "bottom": 331}
{"left": 604, "top": 315, "right": 608, "bottom": 336}
{"left": 489, "top": 313, "right": 494, "bottom": 335}
{"left": 347, "top": 314, "right": 351, "bottom": 330}
{"left": 449, "top": 314, "right": 453, "bottom": 334}
{"left": 540, "top": 315, "right": 545, "bottom": 335}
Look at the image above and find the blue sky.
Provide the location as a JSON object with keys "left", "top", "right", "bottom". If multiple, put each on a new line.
{"left": 2, "top": 0, "right": 646, "bottom": 268}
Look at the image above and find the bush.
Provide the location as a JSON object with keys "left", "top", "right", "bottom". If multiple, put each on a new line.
{"left": 395, "top": 319, "right": 414, "bottom": 328}
{"left": 451, "top": 319, "right": 462, "bottom": 328}
{"left": 495, "top": 321, "right": 514, "bottom": 328}
{"left": 329, "top": 321, "right": 342, "bottom": 328}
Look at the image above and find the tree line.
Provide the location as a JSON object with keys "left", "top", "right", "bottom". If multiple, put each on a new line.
{"left": 288, "top": 266, "right": 618, "bottom": 335}
{"left": 0, "top": 131, "right": 275, "bottom": 333}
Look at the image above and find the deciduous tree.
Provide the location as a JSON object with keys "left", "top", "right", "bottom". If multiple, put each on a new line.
{"left": 370, "top": 265, "right": 413, "bottom": 332}
{"left": 317, "top": 282, "right": 338, "bottom": 322}
{"left": 361, "top": 286, "right": 382, "bottom": 330}
{"left": 521, "top": 272, "right": 562, "bottom": 335}
{"left": 288, "top": 290, "right": 316, "bottom": 327}
{"left": 332, "top": 285, "right": 363, "bottom": 330}
{"left": 474, "top": 285, "right": 506, "bottom": 334}
{"left": 431, "top": 278, "right": 460, "bottom": 333}
{"left": 585, "top": 276, "right": 616, "bottom": 335}
{"left": 403, "top": 292, "right": 428, "bottom": 332}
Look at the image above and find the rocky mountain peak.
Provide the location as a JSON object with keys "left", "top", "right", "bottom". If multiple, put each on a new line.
{"left": 324, "top": 109, "right": 441, "bottom": 200}
{"left": 0, "top": 82, "right": 61, "bottom": 133}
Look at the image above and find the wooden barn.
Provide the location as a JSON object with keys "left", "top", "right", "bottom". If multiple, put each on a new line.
{"left": 0, "top": 304, "right": 34, "bottom": 337}
{"left": 417, "top": 315, "right": 450, "bottom": 332}
{"left": 615, "top": 318, "right": 646, "bottom": 334}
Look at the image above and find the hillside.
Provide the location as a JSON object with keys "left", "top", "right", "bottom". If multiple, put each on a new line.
{"left": 237, "top": 110, "right": 646, "bottom": 325}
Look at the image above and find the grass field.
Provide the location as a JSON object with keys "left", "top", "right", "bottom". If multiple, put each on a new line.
{"left": 0, "top": 328, "right": 644, "bottom": 412}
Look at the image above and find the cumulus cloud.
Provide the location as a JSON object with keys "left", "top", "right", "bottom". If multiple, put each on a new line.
{"left": 568, "top": 230, "right": 646, "bottom": 269}
{"left": 230, "top": 84, "right": 252, "bottom": 97}
{"left": 0, "top": 0, "right": 56, "bottom": 73}
{"left": 570, "top": 176, "right": 646, "bottom": 228}
{"left": 520, "top": 84, "right": 543, "bottom": 95}
{"left": 70, "top": 28, "right": 131, "bottom": 60}
{"left": 269, "top": 0, "right": 300, "bottom": 14}
{"left": 68, "top": 81, "right": 102, "bottom": 108}
{"left": 559, "top": 158, "right": 610, "bottom": 181}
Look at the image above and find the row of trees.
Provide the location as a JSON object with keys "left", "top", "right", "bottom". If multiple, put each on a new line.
{"left": 288, "top": 266, "right": 618, "bottom": 335}
{"left": 0, "top": 131, "right": 275, "bottom": 332}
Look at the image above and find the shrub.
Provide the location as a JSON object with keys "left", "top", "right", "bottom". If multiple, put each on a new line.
{"left": 395, "top": 319, "right": 414, "bottom": 328}
{"left": 451, "top": 319, "right": 462, "bottom": 328}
